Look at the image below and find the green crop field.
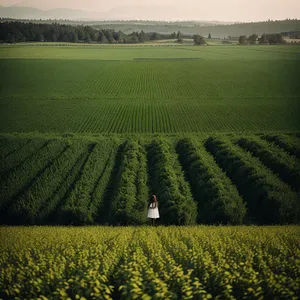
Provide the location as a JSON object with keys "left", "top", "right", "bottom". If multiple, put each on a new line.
{"left": 0, "top": 45, "right": 299, "bottom": 133}
{"left": 1, "top": 43, "right": 300, "bottom": 299}
{"left": 0, "top": 44, "right": 299, "bottom": 223}
{"left": 1, "top": 226, "right": 299, "bottom": 299}
{"left": 1, "top": 133, "right": 299, "bottom": 225}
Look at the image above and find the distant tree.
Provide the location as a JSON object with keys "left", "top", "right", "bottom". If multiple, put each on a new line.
{"left": 105, "top": 31, "right": 115, "bottom": 43}
{"left": 208, "top": 33, "right": 212, "bottom": 39}
{"left": 116, "top": 36, "right": 124, "bottom": 43}
{"left": 97, "top": 31, "right": 108, "bottom": 43}
{"left": 193, "top": 34, "right": 206, "bottom": 45}
{"left": 170, "top": 32, "right": 177, "bottom": 39}
{"left": 52, "top": 33, "right": 57, "bottom": 42}
{"left": 63, "top": 34, "right": 69, "bottom": 42}
{"left": 86, "top": 33, "right": 92, "bottom": 43}
{"left": 138, "top": 30, "right": 146, "bottom": 42}
{"left": 266, "top": 33, "right": 285, "bottom": 44}
{"left": 177, "top": 30, "right": 183, "bottom": 43}
{"left": 76, "top": 26, "right": 86, "bottom": 40}
{"left": 239, "top": 35, "right": 247, "bottom": 45}
{"left": 7, "top": 33, "right": 15, "bottom": 43}
{"left": 72, "top": 32, "right": 78, "bottom": 43}
{"left": 150, "top": 32, "right": 161, "bottom": 40}
{"left": 38, "top": 33, "right": 44, "bottom": 42}
{"left": 112, "top": 30, "right": 120, "bottom": 41}
{"left": 259, "top": 33, "right": 268, "bottom": 44}
{"left": 247, "top": 34, "right": 258, "bottom": 44}
{"left": 129, "top": 34, "right": 139, "bottom": 43}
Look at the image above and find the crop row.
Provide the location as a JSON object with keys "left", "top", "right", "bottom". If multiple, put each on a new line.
{"left": 0, "top": 140, "right": 67, "bottom": 219}
{"left": 6, "top": 141, "right": 87, "bottom": 224}
{"left": 148, "top": 139, "right": 197, "bottom": 225}
{"left": 236, "top": 136, "right": 300, "bottom": 191}
{"left": 109, "top": 140, "right": 149, "bottom": 225}
{"left": 0, "top": 135, "right": 299, "bottom": 225}
{"left": 177, "top": 138, "right": 246, "bottom": 224}
{"left": 58, "top": 140, "right": 118, "bottom": 225}
{"left": 205, "top": 136, "right": 299, "bottom": 224}
{"left": 2, "top": 58, "right": 299, "bottom": 134}
{"left": 1, "top": 226, "right": 299, "bottom": 299}
{"left": 262, "top": 134, "right": 300, "bottom": 159}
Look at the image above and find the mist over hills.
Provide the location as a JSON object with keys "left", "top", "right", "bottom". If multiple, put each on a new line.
{"left": 0, "top": 3, "right": 299, "bottom": 38}
{"left": 0, "top": 6, "right": 103, "bottom": 20}
{"left": 0, "top": 5, "right": 233, "bottom": 22}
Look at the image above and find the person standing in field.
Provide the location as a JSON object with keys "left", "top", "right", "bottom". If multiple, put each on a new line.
{"left": 147, "top": 195, "right": 160, "bottom": 225}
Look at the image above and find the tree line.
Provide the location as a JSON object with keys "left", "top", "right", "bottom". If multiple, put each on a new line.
{"left": 238, "top": 33, "right": 286, "bottom": 45}
{"left": 0, "top": 21, "right": 193, "bottom": 44}
{"left": 0, "top": 21, "right": 290, "bottom": 45}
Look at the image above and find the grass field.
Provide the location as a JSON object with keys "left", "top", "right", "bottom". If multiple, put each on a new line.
{"left": 1, "top": 226, "right": 299, "bottom": 299}
{"left": 0, "top": 45, "right": 299, "bottom": 134}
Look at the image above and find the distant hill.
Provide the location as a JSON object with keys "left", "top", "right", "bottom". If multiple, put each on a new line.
{"left": 92, "top": 20, "right": 300, "bottom": 38}
{"left": 0, "top": 6, "right": 103, "bottom": 20}
{"left": 0, "top": 5, "right": 232, "bottom": 23}
{"left": 0, "top": 6, "right": 299, "bottom": 38}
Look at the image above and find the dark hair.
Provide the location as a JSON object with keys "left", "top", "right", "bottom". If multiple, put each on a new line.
{"left": 150, "top": 195, "right": 157, "bottom": 202}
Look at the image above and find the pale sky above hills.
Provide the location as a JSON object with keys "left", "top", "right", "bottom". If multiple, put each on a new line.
{"left": 1, "top": 0, "right": 300, "bottom": 21}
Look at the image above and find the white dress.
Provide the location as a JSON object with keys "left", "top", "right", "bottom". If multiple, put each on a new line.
{"left": 147, "top": 202, "right": 160, "bottom": 219}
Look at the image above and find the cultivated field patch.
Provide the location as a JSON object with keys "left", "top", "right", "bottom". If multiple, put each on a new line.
{"left": 1, "top": 226, "right": 299, "bottom": 299}
{"left": 1, "top": 133, "right": 299, "bottom": 225}
{"left": 0, "top": 45, "right": 299, "bottom": 133}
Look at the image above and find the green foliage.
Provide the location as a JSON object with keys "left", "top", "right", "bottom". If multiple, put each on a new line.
{"left": 0, "top": 134, "right": 300, "bottom": 225}
{"left": 193, "top": 34, "right": 206, "bottom": 45}
{"left": 0, "top": 22, "right": 190, "bottom": 44}
{"left": 176, "top": 30, "right": 183, "bottom": 43}
{"left": 110, "top": 140, "right": 149, "bottom": 225}
{"left": 239, "top": 35, "right": 247, "bottom": 44}
{"left": 148, "top": 139, "right": 197, "bottom": 225}
{"left": 205, "top": 137, "right": 300, "bottom": 224}
{"left": 0, "top": 139, "right": 66, "bottom": 219}
{"left": 236, "top": 136, "right": 300, "bottom": 191}
{"left": 7, "top": 141, "right": 87, "bottom": 224}
{"left": 58, "top": 141, "right": 118, "bottom": 225}
{"left": 177, "top": 138, "right": 246, "bottom": 224}
{"left": 261, "top": 134, "right": 300, "bottom": 159}
{"left": 0, "top": 226, "right": 299, "bottom": 299}
{"left": 0, "top": 138, "right": 45, "bottom": 176}
{"left": 247, "top": 34, "right": 258, "bottom": 44}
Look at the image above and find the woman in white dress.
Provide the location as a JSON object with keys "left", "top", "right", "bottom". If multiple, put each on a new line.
{"left": 147, "top": 195, "right": 160, "bottom": 225}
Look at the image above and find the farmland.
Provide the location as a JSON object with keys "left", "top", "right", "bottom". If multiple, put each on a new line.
{"left": 1, "top": 226, "right": 299, "bottom": 299}
{"left": 1, "top": 42, "right": 300, "bottom": 298}
{"left": 0, "top": 133, "right": 299, "bottom": 225}
{"left": 0, "top": 45, "right": 299, "bottom": 134}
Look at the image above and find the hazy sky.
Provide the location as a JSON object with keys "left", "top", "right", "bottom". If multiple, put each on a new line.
{"left": 1, "top": 0, "right": 300, "bottom": 21}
